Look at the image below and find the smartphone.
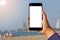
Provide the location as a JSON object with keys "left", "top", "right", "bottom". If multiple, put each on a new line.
{"left": 29, "top": 3, "right": 43, "bottom": 30}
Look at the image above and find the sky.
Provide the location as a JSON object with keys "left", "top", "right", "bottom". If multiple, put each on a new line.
{"left": 0, "top": 0, "right": 60, "bottom": 31}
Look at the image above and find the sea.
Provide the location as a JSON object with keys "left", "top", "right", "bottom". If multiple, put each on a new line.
{"left": 0, "top": 29, "right": 59, "bottom": 37}
{"left": 0, "top": 31, "right": 42, "bottom": 37}
{"left": 12, "top": 31, "right": 42, "bottom": 37}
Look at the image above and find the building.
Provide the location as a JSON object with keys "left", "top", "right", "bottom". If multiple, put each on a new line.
{"left": 56, "top": 18, "right": 60, "bottom": 29}
{"left": 17, "top": 22, "right": 28, "bottom": 32}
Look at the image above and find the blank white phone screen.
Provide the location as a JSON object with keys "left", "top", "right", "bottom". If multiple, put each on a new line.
{"left": 30, "top": 6, "right": 42, "bottom": 28}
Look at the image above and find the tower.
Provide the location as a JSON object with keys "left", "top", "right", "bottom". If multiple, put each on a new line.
{"left": 56, "top": 18, "right": 60, "bottom": 29}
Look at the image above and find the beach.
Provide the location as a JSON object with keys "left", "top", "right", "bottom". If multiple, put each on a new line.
{"left": 0, "top": 30, "right": 60, "bottom": 40}
{"left": 0, "top": 35, "right": 47, "bottom": 40}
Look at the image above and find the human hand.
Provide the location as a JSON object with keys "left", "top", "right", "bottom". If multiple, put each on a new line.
{"left": 40, "top": 11, "right": 55, "bottom": 38}
{"left": 28, "top": 11, "right": 55, "bottom": 38}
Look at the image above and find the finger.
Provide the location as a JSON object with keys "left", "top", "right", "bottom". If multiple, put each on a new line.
{"left": 28, "top": 16, "right": 30, "bottom": 29}
{"left": 28, "top": 16, "right": 30, "bottom": 31}
{"left": 42, "top": 11, "right": 47, "bottom": 21}
{"left": 28, "top": 16, "right": 30, "bottom": 20}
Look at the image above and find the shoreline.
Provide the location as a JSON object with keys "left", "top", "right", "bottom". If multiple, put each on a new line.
{"left": 0, "top": 30, "right": 60, "bottom": 40}
{"left": 0, "top": 35, "right": 47, "bottom": 40}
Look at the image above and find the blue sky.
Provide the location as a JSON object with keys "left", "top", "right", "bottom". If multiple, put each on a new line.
{"left": 0, "top": 0, "right": 60, "bottom": 31}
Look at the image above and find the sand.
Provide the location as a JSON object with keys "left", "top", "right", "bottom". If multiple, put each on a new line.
{"left": 0, "top": 35, "right": 47, "bottom": 40}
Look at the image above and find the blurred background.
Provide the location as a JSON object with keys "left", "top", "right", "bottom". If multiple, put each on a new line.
{"left": 0, "top": 0, "right": 60, "bottom": 37}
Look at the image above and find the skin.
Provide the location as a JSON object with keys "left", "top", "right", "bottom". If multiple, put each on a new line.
{"left": 28, "top": 11, "right": 55, "bottom": 39}
{"left": 40, "top": 11, "right": 55, "bottom": 38}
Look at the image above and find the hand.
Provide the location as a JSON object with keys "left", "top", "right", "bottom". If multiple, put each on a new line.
{"left": 28, "top": 11, "right": 55, "bottom": 38}
{"left": 41, "top": 11, "right": 55, "bottom": 38}
{"left": 40, "top": 11, "right": 51, "bottom": 34}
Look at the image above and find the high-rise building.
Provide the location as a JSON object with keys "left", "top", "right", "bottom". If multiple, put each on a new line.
{"left": 56, "top": 18, "right": 60, "bottom": 29}
{"left": 17, "top": 22, "right": 28, "bottom": 32}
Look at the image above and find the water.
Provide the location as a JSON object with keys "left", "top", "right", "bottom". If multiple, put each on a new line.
{"left": 0, "top": 29, "right": 59, "bottom": 37}
{"left": 12, "top": 32, "right": 41, "bottom": 37}
{"left": 0, "top": 31, "right": 41, "bottom": 37}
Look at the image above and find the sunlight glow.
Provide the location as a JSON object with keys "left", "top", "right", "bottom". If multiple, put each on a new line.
{"left": 0, "top": 0, "right": 6, "bottom": 6}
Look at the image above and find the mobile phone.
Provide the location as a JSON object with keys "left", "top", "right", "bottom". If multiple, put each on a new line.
{"left": 29, "top": 3, "right": 43, "bottom": 30}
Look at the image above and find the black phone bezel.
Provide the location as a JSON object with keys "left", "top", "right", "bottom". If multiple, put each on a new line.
{"left": 29, "top": 3, "right": 43, "bottom": 30}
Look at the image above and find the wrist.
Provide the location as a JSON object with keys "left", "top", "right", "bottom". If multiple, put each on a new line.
{"left": 45, "top": 27, "right": 55, "bottom": 38}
